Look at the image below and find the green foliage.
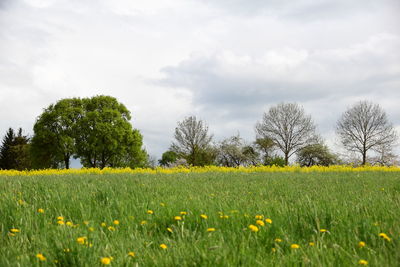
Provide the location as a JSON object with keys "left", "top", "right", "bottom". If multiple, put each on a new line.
{"left": 31, "top": 95, "right": 147, "bottom": 169}
{"left": 264, "top": 156, "right": 286, "bottom": 167}
{"left": 159, "top": 150, "right": 179, "bottom": 166}
{"left": 0, "top": 172, "right": 399, "bottom": 266}
{"left": 297, "top": 144, "right": 338, "bottom": 167}
{"left": 0, "top": 128, "right": 31, "bottom": 170}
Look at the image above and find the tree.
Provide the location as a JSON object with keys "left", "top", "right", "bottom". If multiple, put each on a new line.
{"left": 254, "top": 137, "right": 276, "bottom": 165}
{"left": 336, "top": 101, "right": 397, "bottom": 165}
{"left": 75, "top": 95, "right": 147, "bottom": 169}
{"left": 255, "top": 103, "right": 317, "bottom": 165}
{"left": 159, "top": 150, "right": 179, "bottom": 167}
{"left": 0, "top": 128, "right": 15, "bottom": 169}
{"left": 171, "top": 116, "right": 215, "bottom": 166}
{"left": 31, "top": 98, "right": 83, "bottom": 169}
{"left": 0, "top": 128, "right": 31, "bottom": 170}
{"left": 296, "top": 143, "right": 337, "bottom": 167}
{"left": 216, "top": 135, "right": 259, "bottom": 167}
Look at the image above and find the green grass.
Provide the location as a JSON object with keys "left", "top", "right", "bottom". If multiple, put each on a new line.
{"left": 0, "top": 172, "right": 399, "bottom": 266}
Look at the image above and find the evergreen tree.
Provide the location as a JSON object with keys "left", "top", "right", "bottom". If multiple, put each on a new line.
{"left": 0, "top": 128, "right": 15, "bottom": 169}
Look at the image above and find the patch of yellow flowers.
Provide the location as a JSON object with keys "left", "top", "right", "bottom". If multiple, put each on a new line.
{"left": 1, "top": 165, "right": 400, "bottom": 176}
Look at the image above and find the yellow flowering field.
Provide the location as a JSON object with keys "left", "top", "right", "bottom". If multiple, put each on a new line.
{"left": 0, "top": 169, "right": 399, "bottom": 266}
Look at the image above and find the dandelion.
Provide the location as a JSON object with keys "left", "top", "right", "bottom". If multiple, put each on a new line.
{"left": 220, "top": 215, "right": 229, "bottom": 219}
{"left": 66, "top": 221, "right": 73, "bottom": 227}
{"left": 36, "top": 253, "right": 46, "bottom": 261}
{"left": 140, "top": 220, "right": 147, "bottom": 225}
{"left": 57, "top": 220, "right": 65, "bottom": 225}
{"left": 358, "top": 259, "right": 368, "bottom": 265}
{"left": 101, "top": 257, "right": 112, "bottom": 265}
{"left": 248, "top": 225, "right": 259, "bottom": 232}
{"left": 57, "top": 216, "right": 64, "bottom": 221}
{"left": 207, "top": 228, "right": 216, "bottom": 232}
{"left": 255, "top": 215, "right": 263, "bottom": 220}
{"left": 160, "top": 202, "right": 166, "bottom": 207}
{"left": 37, "top": 208, "right": 44, "bottom": 213}
{"left": 113, "top": 220, "right": 120, "bottom": 225}
{"left": 128, "top": 251, "right": 135, "bottom": 257}
{"left": 358, "top": 241, "right": 366, "bottom": 248}
{"left": 271, "top": 248, "right": 276, "bottom": 253}
{"left": 200, "top": 214, "right": 208, "bottom": 219}
{"left": 101, "top": 222, "right": 107, "bottom": 227}
{"left": 256, "top": 220, "right": 265, "bottom": 226}
{"left": 83, "top": 221, "right": 89, "bottom": 225}
{"left": 275, "top": 238, "right": 282, "bottom": 243}
{"left": 290, "top": 244, "right": 300, "bottom": 249}
{"left": 64, "top": 248, "right": 70, "bottom": 252}
{"left": 319, "top": 229, "right": 327, "bottom": 233}
{"left": 265, "top": 218, "right": 272, "bottom": 224}
{"left": 18, "top": 199, "right": 25, "bottom": 205}
{"left": 160, "top": 244, "right": 168, "bottom": 249}
{"left": 76, "top": 237, "right": 87, "bottom": 245}
{"left": 10, "top": 228, "right": 20, "bottom": 233}
{"left": 174, "top": 216, "right": 182, "bottom": 221}
{"left": 147, "top": 210, "right": 154, "bottom": 215}
{"left": 309, "top": 242, "right": 315, "bottom": 246}
{"left": 167, "top": 227, "right": 173, "bottom": 233}
{"left": 180, "top": 211, "right": 187, "bottom": 215}
{"left": 88, "top": 227, "right": 95, "bottom": 232}
{"left": 379, "top": 233, "right": 391, "bottom": 242}
{"left": 108, "top": 226, "right": 115, "bottom": 231}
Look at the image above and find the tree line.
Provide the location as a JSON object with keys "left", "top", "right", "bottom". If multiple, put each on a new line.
{"left": 0, "top": 97, "right": 398, "bottom": 170}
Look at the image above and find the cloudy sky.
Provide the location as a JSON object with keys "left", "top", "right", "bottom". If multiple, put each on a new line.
{"left": 1, "top": 0, "right": 399, "bottom": 160}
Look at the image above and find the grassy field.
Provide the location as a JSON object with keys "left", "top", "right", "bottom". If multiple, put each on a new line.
{"left": 1, "top": 171, "right": 399, "bottom": 266}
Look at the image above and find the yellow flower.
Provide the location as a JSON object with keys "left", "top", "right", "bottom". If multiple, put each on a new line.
{"left": 265, "top": 218, "right": 272, "bottom": 224}
{"left": 66, "top": 221, "right": 73, "bottom": 227}
{"left": 57, "top": 220, "right": 65, "bottom": 225}
{"left": 358, "top": 241, "right": 366, "bottom": 248}
{"left": 309, "top": 242, "right": 315, "bottom": 246}
{"left": 108, "top": 226, "right": 115, "bottom": 231}
{"left": 10, "top": 228, "right": 20, "bottom": 233}
{"left": 160, "top": 202, "right": 166, "bottom": 207}
{"left": 271, "top": 248, "right": 276, "bottom": 253}
{"left": 64, "top": 248, "right": 70, "bottom": 252}
{"left": 113, "top": 220, "right": 120, "bottom": 225}
{"left": 248, "top": 225, "right": 259, "bottom": 232}
{"left": 8, "top": 233, "right": 15, "bottom": 237}
{"left": 220, "top": 215, "right": 229, "bottom": 219}
{"left": 180, "top": 211, "right": 187, "bottom": 215}
{"left": 275, "top": 238, "right": 282, "bottom": 243}
{"left": 57, "top": 216, "right": 64, "bottom": 221}
{"left": 379, "top": 233, "right": 391, "bottom": 241}
{"left": 88, "top": 227, "right": 95, "bottom": 232}
{"left": 18, "top": 199, "right": 25, "bottom": 205}
{"left": 167, "top": 227, "right": 173, "bottom": 233}
{"left": 83, "top": 221, "right": 89, "bottom": 225}
{"left": 256, "top": 220, "right": 265, "bottom": 226}
{"left": 101, "top": 257, "right": 112, "bottom": 265}
{"left": 174, "top": 216, "right": 182, "bottom": 221}
{"left": 255, "top": 215, "right": 263, "bottom": 220}
{"left": 128, "top": 251, "right": 135, "bottom": 257}
{"left": 76, "top": 237, "right": 87, "bottom": 245}
{"left": 36, "top": 253, "right": 46, "bottom": 261}
{"left": 200, "top": 214, "right": 208, "bottom": 219}
{"left": 319, "top": 229, "right": 327, "bottom": 233}
{"left": 140, "top": 220, "right": 147, "bottom": 225}
{"left": 101, "top": 222, "right": 107, "bottom": 227}
{"left": 207, "top": 228, "right": 216, "bottom": 232}
{"left": 160, "top": 244, "right": 168, "bottom": 249}
{"left": 358, "top": 259, "right": 368, "bottom": 265}
{"left": 147, "top": 210, "right": 154, "bottom": 215}
{"left": 290, "top": 244, "right": 300, "bottom": 249}
{"left": 37, "top": 208, "right": 45, "bottom": 213}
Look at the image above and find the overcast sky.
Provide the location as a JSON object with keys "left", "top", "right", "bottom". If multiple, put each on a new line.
{"left": 1, "top": 0, "right": 399, "bottom": 160}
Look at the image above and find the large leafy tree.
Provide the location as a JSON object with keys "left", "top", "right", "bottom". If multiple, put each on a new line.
{"left": 296, "top": 143, "right": 337, "bottom": 167}
{"left": 75, "top": 95, "right": 147, "bottom": 168}
{"left": 31, "top": 98, "right": 83, "bottom": 169}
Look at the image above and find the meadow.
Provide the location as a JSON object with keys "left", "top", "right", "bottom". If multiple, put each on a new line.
{"left": 1, "top": 167, "right": 399, "bottom": 266}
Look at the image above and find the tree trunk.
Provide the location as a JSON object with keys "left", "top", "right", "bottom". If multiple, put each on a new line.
{"left": 64, "top": 156, "right": 70, "bottom": 169}
{"left": 284, "top": 153, "right": 289, "bottom": 166}
{"left": 362, "top": 150, "right": 367, "bottom": 166}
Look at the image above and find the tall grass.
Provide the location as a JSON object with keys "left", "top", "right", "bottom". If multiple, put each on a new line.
{"left": 0, "top": 171, "right": 399, "bottom": 266}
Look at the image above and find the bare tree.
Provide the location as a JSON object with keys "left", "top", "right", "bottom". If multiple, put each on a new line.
{"left": 171, "top": 116, "right": 214, "bottom": 166}
{"left": 336, "top": 101, "right": 397, "bottom": 165}
{"left": 255, "top": 103, "right": 317, "bottom": 165}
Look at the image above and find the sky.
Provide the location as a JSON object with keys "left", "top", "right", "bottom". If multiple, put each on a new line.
{"left": 0, "top": 0, "right": 399, "bottom": 161}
